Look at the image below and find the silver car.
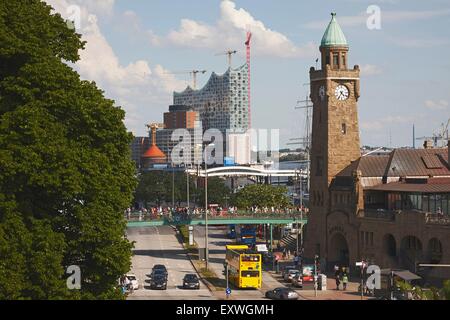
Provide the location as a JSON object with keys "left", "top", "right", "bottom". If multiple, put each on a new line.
{"left": 284, "top": 269, "right": 300, "bottom": 282}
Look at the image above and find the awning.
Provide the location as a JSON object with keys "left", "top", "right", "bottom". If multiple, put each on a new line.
{"left": 394, "top": 270, "right": 422, "bottom": 281}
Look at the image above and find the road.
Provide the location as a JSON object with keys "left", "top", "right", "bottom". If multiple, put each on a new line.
{"left": 193, "top": 225, "right": 297, "bottom": 300}
{"left": 126, "top": 226, "right": 215, "bottom": 300}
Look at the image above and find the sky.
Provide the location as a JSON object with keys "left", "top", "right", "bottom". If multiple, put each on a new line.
{"left": 46, "top": 0, "right": 450, "bottom": 149}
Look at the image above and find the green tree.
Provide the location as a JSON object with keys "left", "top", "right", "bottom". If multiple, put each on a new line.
{"left": 235, "top": 184, "right": 291, "bottom": 209}
{"left": 197, "top": 177, "right": 231, "bottom": 207}
{"left": 0, "top": 1, "right": 136, "bottom": 299}
{"left": 134, "top": 171, "right": 197, "bottom": 207}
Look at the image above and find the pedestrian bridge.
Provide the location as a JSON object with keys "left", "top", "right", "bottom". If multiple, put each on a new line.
{"left": 186, "top": 166, "right": 307, "bottom": 178}
{"left": 126, "top": 213, "right": 307, "bottom": 228}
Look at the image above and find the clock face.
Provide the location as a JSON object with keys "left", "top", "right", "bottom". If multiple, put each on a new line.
{"left": 319, "top": 85, "right": 325, "bottom": 101}
{"left": 335, "top": 85, "right": 349, "bottom": 101}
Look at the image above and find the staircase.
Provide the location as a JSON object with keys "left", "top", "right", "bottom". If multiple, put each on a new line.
{"left": 279, "top": 234, "right": 299, "bottom": 253}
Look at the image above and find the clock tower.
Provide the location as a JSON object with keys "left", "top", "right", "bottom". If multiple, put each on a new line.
{"left": 304, "top": 13, "right": 361, "bottom": 260}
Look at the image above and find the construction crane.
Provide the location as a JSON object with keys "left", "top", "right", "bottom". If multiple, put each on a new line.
{"left": 416, "top": 118, "right": 450, "bottom": 148}
{"left": 145, "top": 123, "right": 165, "bottom": 146}
{"left": 245, "top": 31, "right": 252, "bottom": 129}
{"left": 164, "top": 70, "right": 206, "bottom": 90}
{"left": 215, "top": 50, "right": 237, "bottom": 68}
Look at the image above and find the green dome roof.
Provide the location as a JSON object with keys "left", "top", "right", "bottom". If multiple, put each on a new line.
{"left": 321, "top": 13, "right": 348, "bottom": 48}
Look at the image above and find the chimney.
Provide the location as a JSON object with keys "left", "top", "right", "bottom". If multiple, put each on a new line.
{"left": 423, "top": 139, "right": 433, "bottom": 149}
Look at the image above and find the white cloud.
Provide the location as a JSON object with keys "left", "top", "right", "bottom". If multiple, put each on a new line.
{"left": 361, "top": 115, "right": 417, "bottom": 132}
{"left": 425, "top": 100, "right": 449, "bottom": 110}
{"left": 164, "top": 0, "right": 315, "bottom": 58}
{"left": 45, "top": 0, "right": 186, "bottom": 136}
{"left": 305, "top": 9, "right": 450, "bottom": 29}
{"left": 360, "top": 64, "right": 382, "bottom": 76}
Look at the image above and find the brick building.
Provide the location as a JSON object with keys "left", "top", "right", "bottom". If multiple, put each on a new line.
{"left": 303, "top": 13, "right": 450, "bottom": 285}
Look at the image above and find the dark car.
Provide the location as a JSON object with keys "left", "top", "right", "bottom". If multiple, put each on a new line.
{"left": 182, "top": 274, "right": 200, "bottom": 290}
{"left": 150, "top": 275, "right": 167, "bottom": 290}
{"left": 151, "top": 269, "right": 168, "bottom": 280}
{"left": 265, "top": 287, "right": 299, "bottom": 300}
{"left": 152, "top": 264, "right": 168, "bottom": 275}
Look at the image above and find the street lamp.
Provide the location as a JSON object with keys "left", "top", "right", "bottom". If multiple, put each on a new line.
{"left": 203, "top": 142, "right": 215, "bottom": 270}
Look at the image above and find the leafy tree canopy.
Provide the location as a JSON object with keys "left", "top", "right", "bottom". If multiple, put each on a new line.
{"left": 0, "top": 0, "right": 136, "bottom": 299}
{"left": 234, "top": 184, "right": 290, "bottom": 209}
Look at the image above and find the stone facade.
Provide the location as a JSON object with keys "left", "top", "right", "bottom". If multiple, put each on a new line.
{"left": 303, "top": 17, "right": 450, "bottom": 284}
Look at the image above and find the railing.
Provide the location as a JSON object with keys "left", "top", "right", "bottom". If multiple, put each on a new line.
{"left": 358, "top": 209, "right": 396, "bottom": 221}
{"left": 125, "top": 210, "right": 308, "bottom": 223}
{"left": 425, "top": 213, "right": 450, "bottom": 225}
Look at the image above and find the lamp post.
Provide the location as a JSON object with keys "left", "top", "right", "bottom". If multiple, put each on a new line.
{"left": 172, "top": 163, "right": 175, "bottom": 210}
{"left": 203, "top": 142, "right": 214, "bottom": 270}
{"left": 186, "top": 164, "right": 190, "bottom": 211}
{"left": 205, "top": 152, "right": 208, "bottom": 270}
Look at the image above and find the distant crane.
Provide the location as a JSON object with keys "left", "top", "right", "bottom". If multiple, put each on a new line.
{"left": 416, "top": 118, "right": 450, "bottom": 148}
{"left": 215, "top": 50, "right": 237, "bottom": 68}
{"left": 245, "top": 31, "right": 252, "bottom": 129}
{"left": 165, "top": 70, "right": 206, "bottom": 90}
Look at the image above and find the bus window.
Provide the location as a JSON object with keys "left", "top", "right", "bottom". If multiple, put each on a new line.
{"left": 241, "top": 271, "right": 259, "bottom": 277}
{"left": 241, "top": 255, "right": 260, "bottom": 262}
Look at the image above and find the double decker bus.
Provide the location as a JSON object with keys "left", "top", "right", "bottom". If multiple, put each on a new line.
{"left": 239, "top": 225, "right": 256, "bottom": 245}
{"left": 225, "top": 245, "right": 262, "bottom": 289}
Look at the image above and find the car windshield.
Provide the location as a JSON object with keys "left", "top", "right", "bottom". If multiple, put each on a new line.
{"left": 185, "top": 275, "right": 198, "bottom": 281}
{"left": 153, "top": 270, "right": 165, "bottom": 275}
{"left": 153, "top": 265, "right": 166, "bottom": 270}
{"left": 127, "top": 276, "right": 136, "bottom": 280}
{"left": 153, "top": 275, "right": 166, "bottom": 281}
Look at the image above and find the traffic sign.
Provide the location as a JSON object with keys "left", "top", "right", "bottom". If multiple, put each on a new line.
{"left": 226, "top": 287, "right": 231, "bottom": 295}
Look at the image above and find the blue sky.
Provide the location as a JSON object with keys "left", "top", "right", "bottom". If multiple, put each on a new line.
{"left": 48, "top": 0, "right": 450, "bottom": 148}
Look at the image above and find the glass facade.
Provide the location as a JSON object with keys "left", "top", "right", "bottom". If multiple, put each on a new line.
{"left": 173, "top": 64, "right": 249, "bottom": 135}
{"left": 384, "top": 192, "right": 450, "bottom": 215}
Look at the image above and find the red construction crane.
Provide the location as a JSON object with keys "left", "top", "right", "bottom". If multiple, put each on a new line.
{"left": 245, "top": 31, "right": 252, "bottom": 129}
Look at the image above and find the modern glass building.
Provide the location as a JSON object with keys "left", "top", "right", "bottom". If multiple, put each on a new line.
{"left": 173, "top": 63, "right": 250, "bottom": 135}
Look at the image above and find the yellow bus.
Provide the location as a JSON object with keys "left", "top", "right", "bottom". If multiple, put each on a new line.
{"left": 225, "top": 245, "right": 262, "bottom": 289}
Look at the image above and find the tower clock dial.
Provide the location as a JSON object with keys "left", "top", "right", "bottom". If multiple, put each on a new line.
{"left": 335, "top": 85, "right": 349, "bottom": 101}
{"left": 319, "top": 85, "right": 326, "bottom": 101}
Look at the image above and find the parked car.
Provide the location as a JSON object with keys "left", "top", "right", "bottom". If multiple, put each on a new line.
{"left": 126, "top": 274, "right": 139, "bottom": 290}
{"left": 284, "top": 269, "right": 300, "bottom": 282}
{"left": 292, "top": 274, "right": 303, "bottom": 288}
{"left": 150, "top": 274, "right": 167, "bottom": 290}
{"left": 182, "top": 274, "right": 200, "bottom": 289}
{"left": 265, "top": 287, "right": 299, "bottom": 300}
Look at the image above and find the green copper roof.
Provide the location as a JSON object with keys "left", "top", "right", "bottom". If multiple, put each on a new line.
{"left": 321, "top": 13, "right": 348, "bottom": 47}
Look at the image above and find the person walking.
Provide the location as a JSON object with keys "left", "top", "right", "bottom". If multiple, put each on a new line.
{"left": 342, "top": 273, "right": 349, "bottom": 291}
{"left": 335, "top": 273, "right": 341, "bottom": 291}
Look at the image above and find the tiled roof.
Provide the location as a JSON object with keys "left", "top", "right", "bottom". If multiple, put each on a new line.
{"left": 337, "top": 148, "right": 449, "bottom": 178}
{"left": 337, "top": 155, "right": 390, "bottom": 177}
{"left": 367, "top": 178, "right": 450, "bottom": 193}
{"left": 385, "top": 148, "right": 449, "bottom": 177}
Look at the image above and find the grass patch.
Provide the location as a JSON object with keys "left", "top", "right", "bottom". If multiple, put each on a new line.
{"left": 198, "top": 267, "right": 226, "bottom": 291}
